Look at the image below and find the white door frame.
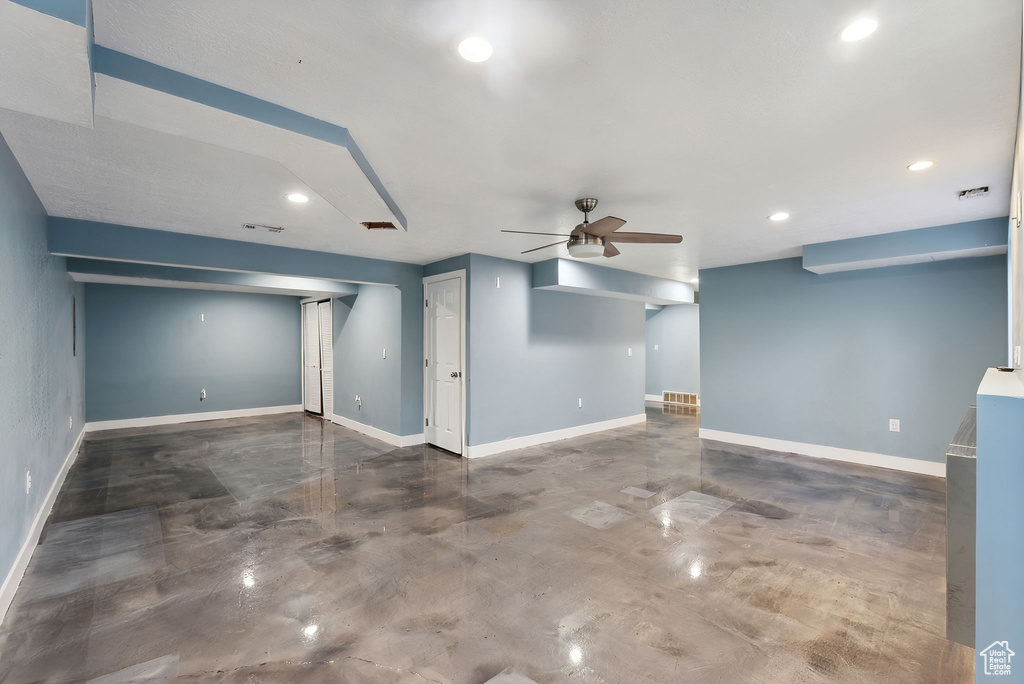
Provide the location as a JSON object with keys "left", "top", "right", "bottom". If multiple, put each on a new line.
{"left": 300, "top": 297, "right": 332, "bottom": 418}
{"left": 423, "top": 270, "right": 467, "bottom": 455}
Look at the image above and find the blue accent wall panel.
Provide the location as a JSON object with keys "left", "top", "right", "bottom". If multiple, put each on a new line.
{"left": 645, "top": 304, "right": 700, "bottom": 396}
{"left": 467, "top": 254, "right": 645, "bottom": 445}
{"left": 85, "top": 285, "right": 301, "bottom": 421}
{"left": 0, "top": 133, "right": 85, "bottom": 589}
{"left": 700, "top": 256, "right": 1006, "bottom": 463}
{"left": 333, "top": 286, "right": 402, "bottom": 435}
{"left": 975, "top": 369, "right": 1024, "bottom": 680}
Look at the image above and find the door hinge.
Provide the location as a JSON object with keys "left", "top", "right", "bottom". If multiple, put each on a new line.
{"left": 425, "top": 418, "right": 429, "bottom": 426}
{"left": 425, "top": 298, "right": 428, "bottom": 307}
{"left": 425, "top": 358, "right": 428, "bottom": 367}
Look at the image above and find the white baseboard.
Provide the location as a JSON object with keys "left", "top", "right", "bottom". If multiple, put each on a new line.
{"left": 698, "top": 428, "right": 945, "bottom": 478}
{"left": 1, "top": 427, "right": 85, "bottom": 621}
{"left": 330, "top": 413, "right": 423, "bottom": 448}
{"left": 465, "top": 413, "right": 647, "bottom": 459}
{"left": 85, "top": 405, "right": 303, "bottom": 432}
{"left": 645, "top": 394, "right": 663, "bottom": 402}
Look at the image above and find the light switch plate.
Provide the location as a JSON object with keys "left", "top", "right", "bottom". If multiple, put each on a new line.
{"left": 627, "top": 347, "right": 632, "bottom": 357}
{"left": 578, "top": 398, "right": 582, "bottom": 408}
{"left": 654, "top": 344, "right": 659, "bottom": 351}
{"left": 889, "top": 418, "right": 900, "bottom": 432}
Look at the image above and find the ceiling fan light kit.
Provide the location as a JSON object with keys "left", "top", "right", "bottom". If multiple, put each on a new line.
{"left": 567, "top": 233, "right": 606, "bottom": 258}
{"left": 501, "top": 197, "right": 682, "bottom": 259}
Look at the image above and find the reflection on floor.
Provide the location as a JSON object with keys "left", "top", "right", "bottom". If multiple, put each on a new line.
{"left": 0, "top": 405, "right": 971, "bottom": 682}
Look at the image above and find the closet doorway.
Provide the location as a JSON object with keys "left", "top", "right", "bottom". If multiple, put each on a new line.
{"left": 301, "top": 299, "right": 333, "bottom": 418}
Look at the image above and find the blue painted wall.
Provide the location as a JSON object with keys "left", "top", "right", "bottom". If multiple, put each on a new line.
{"left": 467, "top": 254, "right": 645, "bottom": 446}
{"left": 85, "top": 285, "right": 301, "bottom": 421}
{"left": 975, "top": 369, "right": 1024, "bottom": 680}
{"left": 333, "top": 285, "right": 402, "bottom": 435}
{"left": 700, "top": 256, "right": 1006, "bottom": 463}
{"left": 0, "top": 133, "right": 85, "bottom": 593}
{"left": 645, "top": 304, "right": 700, "bottom": 396}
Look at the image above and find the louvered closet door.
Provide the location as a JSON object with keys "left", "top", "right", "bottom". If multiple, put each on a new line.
{"left": 303, "top": 302, "right": 322, "bottom": 414}
{"left": 318, "top": 301, "right": 333, "bottom": 418}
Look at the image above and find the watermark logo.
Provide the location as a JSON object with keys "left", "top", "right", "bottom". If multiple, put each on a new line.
{"left": 980, "top": 640, "right": 1015, "bottom": 676}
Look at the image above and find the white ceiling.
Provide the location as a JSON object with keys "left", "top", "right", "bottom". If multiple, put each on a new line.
{"left": 1, "top": 0, "right": 1020, "bottom": 281}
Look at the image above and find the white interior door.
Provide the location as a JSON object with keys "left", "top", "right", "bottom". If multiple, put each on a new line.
{"left": 318, "top": 300, "right": 333, "bottom": 418}
{"left": 302, "top": 301, "right": 322, "bottom": 414}
{"left": 425, "top": 275, "right": 464, "bottom": 454}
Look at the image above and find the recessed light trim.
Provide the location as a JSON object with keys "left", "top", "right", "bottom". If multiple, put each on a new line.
{"left": 768, "top": 212, "right": 790, "bottom": 222}
{"left": 286, "top": 193, "right": 309, "bottom": 203}
{"left": 907, "top": 160, "right": 934, "bottom": 171}
{"left": 841, "top": 18, "right": 878, "bottom": 42}
{"left": 458, "top": 37, "right": 493, "bottom": 62}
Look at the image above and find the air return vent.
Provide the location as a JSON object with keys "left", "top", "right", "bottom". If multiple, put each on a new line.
{"left": 242, "top": 222, "right": 284, "bottom": 233}
{"left": 361, "top": 221, "right": 398, "bottom": 230}
{"left": 958, "top": 186, "right": 989, "bottom": 201}
{"left": 662, "top": 391, "right": 700, "bottom": 407}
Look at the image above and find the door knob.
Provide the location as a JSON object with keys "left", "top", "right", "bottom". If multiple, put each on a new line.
{"left": 450, "top": 371, "right": 458, "bottom": 378}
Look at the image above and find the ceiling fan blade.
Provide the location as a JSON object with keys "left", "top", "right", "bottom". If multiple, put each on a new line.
{"left": 501, "top": 230, "right": 573, "bottom": 237}
{"left": 521, "top": 240, "right": 566, "bottom": 255}
{"left": 603, "top": 242, "right": 620, "bottom": 258}
{"left": 606, "top": 232, "right": 683, "bottom": 244}
{"left": 581, "top": 216, "right": 626, "bottom": 237}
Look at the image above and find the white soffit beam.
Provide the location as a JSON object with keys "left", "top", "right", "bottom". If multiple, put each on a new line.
{"left": 0, "top": 0, "right": 93, "bottom": 127}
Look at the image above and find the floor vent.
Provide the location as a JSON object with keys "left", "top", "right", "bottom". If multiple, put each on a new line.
{"left": 361, "top": 221, "right": 398, "bottom": 230}
{"left": 662, "top": 391, "right": 699, "bottom": 407}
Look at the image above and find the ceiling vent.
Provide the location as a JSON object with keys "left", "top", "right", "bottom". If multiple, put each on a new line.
{"left": 361, "top": 221, "right": 398, "bottom": 230}
{"left": 958, "top": 186, "right": 990, "bottom": 201}
{"left": 243, "top": 222, "right": 284, "bottom": 233}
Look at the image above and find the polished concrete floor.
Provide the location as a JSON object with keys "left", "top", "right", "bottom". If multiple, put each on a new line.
{"left": 0, "top": 405, "right": 972, "bottom": 682}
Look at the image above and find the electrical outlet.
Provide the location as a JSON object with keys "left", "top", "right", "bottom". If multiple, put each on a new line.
{"left": 200, "top": 388, "right": 207, "bottom": 401}
{"left": 578, "top": 397, "right": 582, "bottom": 408}
{"left": 200, "top": 313, "right": 205, "bottom": 322}
{"left": 382, "top": 348, "right": 387, "bottom": 359}
{"left": 26, "top": 471, "right": 31, "bottom": 494}
{"left": 654, "top": 344, "right": 659, "bottom": 351}
{"left": 627, "top": 347, "right": 632, "bottom": 357}
{"left": 1015, "top": 345, "right": 1022, "bottom": 367}
{"left": 889, "top": 419, "right": 900, "bottom": 433}
{"left": 69, "top": 415, "right": 73, "bottom": 430}
{"left": 495, "top": 277, "right": 501, "bottom": 288}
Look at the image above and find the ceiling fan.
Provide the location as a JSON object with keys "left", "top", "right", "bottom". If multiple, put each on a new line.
{"left": 501, "top": 198, "right": 683, "bottom": 258}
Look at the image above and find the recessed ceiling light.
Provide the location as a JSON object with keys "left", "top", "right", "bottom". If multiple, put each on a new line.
{"left": 840, "top": 18, "right": 878, "bottom": 42}
{"left": 458, "top": 37, "right": 493, "bottom": 62}
{"left": 907, "top": 160, "right": 934, "bottom": 171}
{"left": 768, "top": 212, "right": 790, "bottom": 222}
{"left": 286, "top": 193, "right": 309, "bottom": 203}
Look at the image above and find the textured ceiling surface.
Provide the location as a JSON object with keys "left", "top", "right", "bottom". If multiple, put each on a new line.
{"left": 0, "top": 1, "right": 93, "bottom": 126}
{"left": 1, "top": 0, "right": 1020, "bottom": 280}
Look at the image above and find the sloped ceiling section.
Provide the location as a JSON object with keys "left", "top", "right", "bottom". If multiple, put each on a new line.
{"left": 0, "top": 0, "right": 406, "bottom": 248}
